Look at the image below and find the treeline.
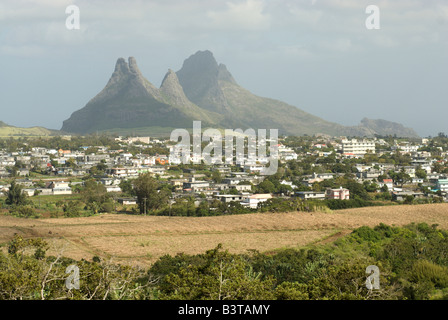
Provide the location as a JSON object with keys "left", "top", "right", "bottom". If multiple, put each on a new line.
{"left": 151, "top": 222, "right": 448, "bottom": 300}
{"left": 2, "top": 222, "right": 448, "bottom": 300}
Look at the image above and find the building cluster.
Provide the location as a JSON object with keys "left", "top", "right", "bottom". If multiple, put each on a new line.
{"left": 1, "top": 135, "right": 448, "bottom": 208}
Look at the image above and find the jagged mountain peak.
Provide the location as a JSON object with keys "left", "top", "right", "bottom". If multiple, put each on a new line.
{"left": 114, "top": 57, "right": 129, "bottom": 73}
{"left": 128, "top": 56, "right": 141, "bottom": 75}
{"left": 160, "top": 68, "right": 191, "bottom": 106}
{"left": 61, "top": 51, "right": 420, "bottom": 137}
{"left": 218, "top": 63, "right": 236, "bottom": 84}
{"left": 61, "top": 55, "right": 221, "bottom": 134}
{"left": 160, "top": 69, "right": 177, "bottom": 84}
{"left": 176, "top": 51, "right": 231, "bottom": 113}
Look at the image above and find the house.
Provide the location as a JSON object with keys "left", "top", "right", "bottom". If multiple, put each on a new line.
{"left": 436, "top": 179, "right": 448, "bottom": 192}
{"left": 183, "top": 178, "right": 210, "bottom": 193}
{"left": 170, "top": 178, "right": 188, "bottom": 189}
{"left": 392, "top": 191, "right": 425, "bottom": 201}
{"left": 325, "top": 187, "right": 350, "bottom": 200}
{"left": 280, "top": 180, "right": 297, "bottom": 189}
{"left": 107, "top": 168, "right": 131, "bottom": 178}
{"left": 342, "top": 139, "right": 375, "bottom": 155}
{"left": 57, "top": 167, "right": 74, "bottom": 176}
{"left": 301, "top": 173, "right": 334, "bottom": 187}
{"left": 231, "top": 184, "right": 252, "bottom": 192}
{"left": 357, "top": 170, "right": 381, "bottom": 180}
{"left": 243, "top": 163, "right": 267, "bottom": 174}
{"left": 214, "top": 194, "right": 246, "bottom": 203}
{"left": 379, "top": 179, "right": 394, "bottom": 190}
{"left": 295, "top": 191, "right": 326, "bottom": 200}
{"left": 48, "top": 181, "right": 72, "bottom": 195}
{"left": 17, "top": 168, "right": 30, "bottom": 177}
{"left": 412, "top": 178, "right": 425, "bottom": 184}
{"left": 118, "top": 197, "right": 138, "bottom": 205}
{"left": 16, "top": 179, "right": 33, "bottom": 187}
{"left": 105, "top": 185, "right": 121, "bottom": 193}
{"left": 22, "top": 188, "right": 37, "bottom": 196}
{"left": 241, "top": 193, "right": 272, "bottom": 209}
{"left": 223, "top": 177, "right": 247, "bottom": 185}
{"left": 58, "top": 149, "right": 72, "bottom": 156}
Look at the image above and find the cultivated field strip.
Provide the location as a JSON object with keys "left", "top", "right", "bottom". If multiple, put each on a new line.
{"left": 1, "top": 203, "right": 448, "bottom": 266}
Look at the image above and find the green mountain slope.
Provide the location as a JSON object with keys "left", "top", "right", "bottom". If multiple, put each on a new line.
{"left": 0, "top": 121, "right": 55, "bottom": 137}
{"left": 61, "top": 57, "right": 219, "bottom": 134}
{"left": 61, "top": 51, "right": 419, "bottom": 138}
{"left": 176, "top": 50, "right": 417, "bottom": 137}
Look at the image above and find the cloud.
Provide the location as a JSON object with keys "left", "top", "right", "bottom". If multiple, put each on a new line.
{"left": 0, "top": 44, "right": 46, "bottom": 57}
{"left": 206, "top": 0, "right": 271, "bottom": 31}
{"left": 0, "top": 0, "right": 446, "bottom": 59}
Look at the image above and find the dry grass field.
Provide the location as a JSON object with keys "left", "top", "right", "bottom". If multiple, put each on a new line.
{"left": 1, "top": 203, "right": 448, "bottom": 267}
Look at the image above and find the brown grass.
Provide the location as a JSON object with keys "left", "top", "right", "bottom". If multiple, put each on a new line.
{"left": 1, "top": 203, "right": 448, "bottom": 267}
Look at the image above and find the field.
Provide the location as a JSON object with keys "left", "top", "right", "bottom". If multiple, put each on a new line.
{"left": 1, "top": 203, "right": 448, "bottom": 267}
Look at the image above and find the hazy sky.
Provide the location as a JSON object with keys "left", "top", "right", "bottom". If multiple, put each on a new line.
{"left": 0, "top": 0, "right": 447, "bottom": 137}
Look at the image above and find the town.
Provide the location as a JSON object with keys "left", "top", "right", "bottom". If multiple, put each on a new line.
{"left": 1, "top": 132, "right": 447, "bottom": 218}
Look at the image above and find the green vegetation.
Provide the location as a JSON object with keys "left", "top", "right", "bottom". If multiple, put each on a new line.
{"left": 0, "top": 125, "right": 54, "bottom": 138}
{"left": 151, "top": 222, "right": 448, "bottom": 300}
{"left": 2, "top": 222, "right": 448, "bottom": 300}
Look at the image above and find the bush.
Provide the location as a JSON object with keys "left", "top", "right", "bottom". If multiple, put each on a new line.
{"left": 63, "top": 201, "right": 81, "bottom": 217}
{"left": 350, "top": 226, "right": 382, "bottom": 243}
{"left": 101, "top": 200, "right": 115, "bottom": 213}
{"left": 409, "top": 260, "right": 448, "bottom": 288}
{"left": 9, "top": 205, "right": 40, "bottom": 218}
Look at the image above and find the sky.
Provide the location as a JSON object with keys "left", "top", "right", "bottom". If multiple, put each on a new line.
{"left": 0, "top": 0, "right": 447, "bottom": 137}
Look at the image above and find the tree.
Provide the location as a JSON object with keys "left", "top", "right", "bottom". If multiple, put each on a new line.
{"left": 63, "top": 201, "right": 81, "bottom": 217}
{"left": 5, "top": 180, "right": 28, "bottom": 206}
{"left": 211, "top": 170, "right": 222, "bottom": 183}
{"left": 81, "top": 180, "right": 112, "bottom": 214}
{"left": 119, "top": 179, "right": 135, "bottom": 196}
{"left": 133, "top": 173, "right": 170, "bottom": 214}
{"left": 158, "top": 245, "right": 275, "bottom": 300}
{"left": 196, "top": 201, "right": 210, "bottom": 217}
{"left": 0, "top": 235, "right": 157, "bottom": 300}
{"left": 257, "top": 179, "right": 276, "bottom": 193}
{"left": 415, "top": 168, "right": 427, "bottom": 180}
{"left": 397, "top": 170, "right": 412, "bottom": 187}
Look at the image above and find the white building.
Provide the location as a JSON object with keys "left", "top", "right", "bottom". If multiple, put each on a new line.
{"left": 295, "top": 191, "right": 326, "bottom": 200}
{"left": 241, "top": 194, "right": 272, "bottom": 209}
{"left": 342, "top": 139, "right": 375, "bottom": 156}
{"left": 49, "top": 181, "right": 72, "bottom": 195}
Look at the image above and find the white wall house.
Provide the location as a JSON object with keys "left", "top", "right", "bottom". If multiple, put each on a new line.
{"left": 342, "top": 139, "right": 375, "bottom": 156}
{"left": 241, "top": 194, "right": 272, "bottom": 209}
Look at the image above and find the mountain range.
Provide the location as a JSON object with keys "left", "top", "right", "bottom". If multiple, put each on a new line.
{"left": 61, "top": 50, "right": 419, "bottom": 138}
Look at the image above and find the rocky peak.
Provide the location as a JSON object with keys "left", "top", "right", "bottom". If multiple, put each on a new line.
{"left": 176, "top": 50, "right": 230, "bottom": 113}
{"left": 160, "top": 69, "right": 177, "bottom": 86}
{"left": 218, "top": 63, "right": 236, "bottom": 84}
{"left": 180, "top": 50, "right": 219, "bottom": 71}
{"left": 114, "top": 58, "right": 130, "bottom": 74}
{"left": 160, "top": 69, "right": 195, "bottom": 108}
{"left": 128, "top": 56, "right": 140, "bottom": 74}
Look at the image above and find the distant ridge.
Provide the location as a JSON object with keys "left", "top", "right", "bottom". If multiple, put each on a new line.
{"left": 61, "top": 51, "right": 420, "bottom": 138}
{"left": 0, "top": 121, "right": 55, "bottom": 137}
